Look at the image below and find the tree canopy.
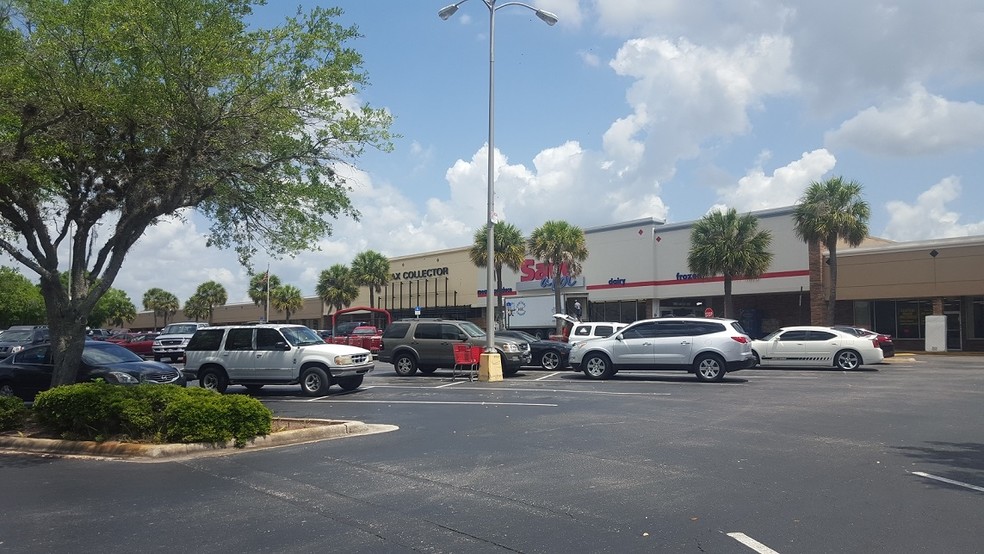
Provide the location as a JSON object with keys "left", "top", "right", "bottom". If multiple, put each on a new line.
{"left": 272, "top": 284, "right": 303, "bottom": 323}
{"left": 0, "top": 0, "right": 392, "bottom": 386}
{"left": 0, "top": 266, "right": 45, "bottom": 327}
{"left": 469, "top": 222, "right": 526, "bottom": 327}
{"left": 316, "top": 263, "right": 359, "bottom": 316}
{"left": 793, "top": 177, "right": 870, "bottom": 325}
{"left": 527, "top": 221, "right": 588, "bottom": 332}
{"left": 687, "top": 208, "right": 773, "bottom": 318}
{"left": 351, "top": 250, "right": 390, "bottom": 308}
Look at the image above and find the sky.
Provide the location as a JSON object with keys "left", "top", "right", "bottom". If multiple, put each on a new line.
{"left": 8, "top": 0, "right": 984, "bottom": 308}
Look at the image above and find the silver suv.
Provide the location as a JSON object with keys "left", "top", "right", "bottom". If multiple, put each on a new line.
{"left": 378, "top": 319, "right": 531, "bottom": 377}
{"left": 183, "top": 324, "right": 374, "bottom": 396}
{"left": 568, "top": 317, "right": 755, "bottom": 382}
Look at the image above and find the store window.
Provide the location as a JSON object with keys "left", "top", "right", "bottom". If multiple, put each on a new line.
{"left": 589, "top": 301, "right": 645, "bottom": 323}
{"left": 972, "top": 297, "right": 984, "bottom": 339}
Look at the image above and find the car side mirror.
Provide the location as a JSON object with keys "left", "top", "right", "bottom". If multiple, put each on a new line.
{"left": 275, "top": 341, "right": 291, "bottom": 351}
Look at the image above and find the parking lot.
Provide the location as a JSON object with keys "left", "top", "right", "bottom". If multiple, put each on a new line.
{"left": 2, "top": 355, "right": 983, "bottom": 553}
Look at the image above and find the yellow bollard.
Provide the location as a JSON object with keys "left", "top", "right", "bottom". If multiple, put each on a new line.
{"left": 478, "top": 351, "right": 503, "bottom": 382}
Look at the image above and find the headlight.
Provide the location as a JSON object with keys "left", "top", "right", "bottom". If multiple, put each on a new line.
{"left": 152, "top": 340, "right": 162, "bottom": 346}
{"left": 11, "top": 345, "right": 24, "bottom": 353}
{"left": 500, "top": 343, "right": 519, "bottom": 353}
{"left": 333, "top": 355, "right": 353, "bottom": 365}
{"left": 107, "top": 371, "right": 140, "bottom": 384}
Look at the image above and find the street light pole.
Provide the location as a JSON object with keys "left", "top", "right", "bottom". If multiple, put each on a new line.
{"left": 439, "top": 0, "right": 557, "bottom": 373}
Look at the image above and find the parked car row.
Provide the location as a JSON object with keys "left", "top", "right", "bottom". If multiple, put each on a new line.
{"left": 0, "top": 318, "right": 892, "bottom": 400}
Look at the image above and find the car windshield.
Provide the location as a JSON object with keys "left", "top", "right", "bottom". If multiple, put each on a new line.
{"left": 280, "top": 326, "right": 325, "bottom": 346}
{"left": 509, "top": 330, "right": 537, "bottom": 342}
{"left": 162, "top": 324, "right": 201, "bottom": 334}
{"left": 458, "top": 321, "right": 487, "bottom": 338}
{"left": 82, "top": 342, "right": 143, "bottom": 364}
{"left": 0, "top": 329, "right": 32, "bottom": 341}
{"left": 761, "top": 329, "right": 783, "bottom": 341}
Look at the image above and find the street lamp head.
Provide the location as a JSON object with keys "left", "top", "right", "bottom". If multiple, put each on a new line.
{"left": 535, "top": 9, "right": 559, "bottom": 26}
{"left": 438, "top": 5, "right": 459, "bottom": 20}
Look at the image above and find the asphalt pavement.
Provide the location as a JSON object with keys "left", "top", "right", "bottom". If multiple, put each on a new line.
{"left": 2, "top": 354, "right": 983, "bottom": 553}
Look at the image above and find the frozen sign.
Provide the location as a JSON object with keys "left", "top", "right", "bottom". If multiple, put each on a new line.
{"left": 519, "top": 259, "right": 580, "bottom": 290}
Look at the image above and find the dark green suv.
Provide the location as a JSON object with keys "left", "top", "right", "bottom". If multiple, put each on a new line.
{"left": 378, "top": 319, "right": 531, "bottom": 377}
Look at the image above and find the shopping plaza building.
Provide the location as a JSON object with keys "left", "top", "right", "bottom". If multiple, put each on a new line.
{"left": 131, "top": 206, "right": 984, "bottom": 352}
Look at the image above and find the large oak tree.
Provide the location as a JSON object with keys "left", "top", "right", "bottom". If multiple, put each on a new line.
{"left": 0, "top": 0, "right": 392, "bottom": 386}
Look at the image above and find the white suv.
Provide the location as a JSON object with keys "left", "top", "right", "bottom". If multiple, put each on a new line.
{"left": 183, "top": 324, "right": 373, "bottom": 396}
{"left": 568, "top": 317, "right": 756, "bottom": 382}
{"left": 152, "top": 321, "right": 210, "bottom": 362}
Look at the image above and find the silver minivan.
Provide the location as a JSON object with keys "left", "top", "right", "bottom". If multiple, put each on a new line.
{"left": 568, "top": 317, "right": 756, "bottom": 382}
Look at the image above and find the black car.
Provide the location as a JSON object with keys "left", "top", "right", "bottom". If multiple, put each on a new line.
{"left": 496, "top": 329, "right": 572, "bottom": 370}
{"left": 0, "top": 341, "right": 185, "bottom": 400}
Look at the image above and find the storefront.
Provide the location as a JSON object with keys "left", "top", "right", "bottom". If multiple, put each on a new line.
{"left": 129, "top": 206, "right": 984, "bottom": 351}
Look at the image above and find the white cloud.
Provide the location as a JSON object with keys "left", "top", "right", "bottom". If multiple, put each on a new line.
{"left": 825, "top": 85, "right": 984, "bottom": 156}
{"left": 721, "top": 149, "right": 837, "bottom": 212}
{"left": 606, "top": 34, "right": 798, "bottom": 181}
{"left": 882, "top": 176, "right": 984, "bottom": 240}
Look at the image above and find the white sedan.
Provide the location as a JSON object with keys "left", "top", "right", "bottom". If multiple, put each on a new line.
{"left": 751, "top": 326, "right": 884, "bottom": 370}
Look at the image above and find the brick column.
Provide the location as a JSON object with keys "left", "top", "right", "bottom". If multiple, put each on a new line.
{"left": 932, "top": 297, "right": 944, "bottom": 315}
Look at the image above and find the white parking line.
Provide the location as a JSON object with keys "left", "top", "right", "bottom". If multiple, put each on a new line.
{"left": 535, "top": 372, "right": 563, "bottom": 380}
{"left": 912, "top": 471, "right": 984, "bottom": 493}
{"left": 276, "top": 399, "right": 558, "bottom": 407}
{"left": 726, "top": 532, "right": 781, "bottom": 553}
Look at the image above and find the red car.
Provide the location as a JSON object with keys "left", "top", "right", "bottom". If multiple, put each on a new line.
{"left": 120, "top": 333, "right": 159, "bottom": 358}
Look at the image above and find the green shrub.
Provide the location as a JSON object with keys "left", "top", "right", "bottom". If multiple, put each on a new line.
{"left": 164, "top": 393, "right": 272, "bottom": 447}
{"left": 0, "top": 395, "right": 28, "bottom": 431}
{"left": 32, "top": 383, "right": 272, "bottom": 446}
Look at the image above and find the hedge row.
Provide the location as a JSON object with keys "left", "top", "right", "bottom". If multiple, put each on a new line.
{"left": 30, "top": 382, "right": 272, "bottom": 447}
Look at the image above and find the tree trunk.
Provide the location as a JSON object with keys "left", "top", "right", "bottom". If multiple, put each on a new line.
{"left": 723, "top": 275, "right": 733, "bottom": 318}
{"left": 826, "top": 238, "right": 838, "bottom": 325}
{"left": 39, "top": 276, "right": 87, "bottom": 387}
{"left": 553, "top": 264, "right": 564, "bottom": 335}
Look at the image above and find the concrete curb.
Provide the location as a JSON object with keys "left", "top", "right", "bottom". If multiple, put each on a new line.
{"left": 0, "top": 418, "right": 399, "bottom": 462}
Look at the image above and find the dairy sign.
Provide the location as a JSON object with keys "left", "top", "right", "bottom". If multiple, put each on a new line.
{"left": 515, "top": 258, "right": 583, "bottom": 292}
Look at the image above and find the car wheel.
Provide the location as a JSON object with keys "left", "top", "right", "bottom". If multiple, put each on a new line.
{"left": 583, "top": 354, "right": 614, "bottom": 380}
{"left": 694, "top": 354, "right": 726, "bottom": 382}
{"left": 337, "top": 375, "right": 364, "bottom": 391}
{"left": 244, "top": 384, "right": 264, "bottom": 393}
{"left": 300, "top": 367, "right": 331, "bottom": 396}
{"left": 393, "top": 353, "right": 418, "bottom": 376}
{"left": 752, "top": 351, "right": 761, "bottom": 367}
{"left": 540, "top": 350, "right": 561, "bottom": 370}
{"left": 0, "top": 382, "right": 16, "bottom": 397}
{"left": 835, "top": 350, "right": 861, "bottom": 370}
{"left": 418, "top": 367, "right": 437, "bottom": 375}
{"left": 198, "top": 367, "right": 229, "bottom": 393}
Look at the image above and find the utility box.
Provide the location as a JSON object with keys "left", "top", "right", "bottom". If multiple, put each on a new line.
{"left": 925, "top": 315, "right": 947, "bottom": 352}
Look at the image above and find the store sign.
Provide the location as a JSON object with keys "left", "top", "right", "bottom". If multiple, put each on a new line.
{"left": 675, "top": 272, "right": 700, "bottom": 280}
{"left": 392, "top": 267, "right": 449, "bottom": 280}
{"left": 518, "top": 259, "right": 580, "bottom": 290}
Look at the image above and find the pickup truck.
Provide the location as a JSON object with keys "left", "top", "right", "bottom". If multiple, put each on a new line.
{"left": 332, "top": 325, "right": 383, "bottom": 354}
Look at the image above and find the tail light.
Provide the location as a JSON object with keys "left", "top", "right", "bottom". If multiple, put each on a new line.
{"left": 731, "top": 336, "right": 749, "bottom": 344}
{"left": 872, "top": 339, "right": 881, "bottom": 349}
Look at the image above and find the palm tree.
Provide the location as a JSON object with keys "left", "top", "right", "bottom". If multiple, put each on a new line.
{"left": 194, "top": 280, "right": 228, "bottom": 324}
{"left": 183, "top": 292, "right": 210, "bottom": 322}
{"left": 316, "top": 264, "right": 359, "bottom": 317}
{"left": 351, "top": 250, "right": 390, "bottom": 308}
{"left": 271, "top": 284, "right": 304, "bottom": 323}
{"left": 527, "top": 220, "right": 589, "bottom": 334}
{"left": 469, "top": 222, "right": 526, "bottom": 327}
{"left": 248, "top": 272, "right": 281, "bottom": 321}
{"left": 687, "top": 208, "right": 774, "bottom": 318}
{"left": 793, "top": 176, "right": 871, "bottom": 325}
{"left": 142, "top": 287, "right": 170, "bottom": 329}
{"left": 157, "top": 291, "right": 179, "bottom": 326}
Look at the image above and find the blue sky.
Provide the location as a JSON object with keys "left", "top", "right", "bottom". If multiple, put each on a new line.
{"left": 10, "top": 1, "right": 984, "bottom": 308}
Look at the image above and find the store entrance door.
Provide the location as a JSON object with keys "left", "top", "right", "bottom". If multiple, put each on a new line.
{"left": 945, "top": 312, "right": 962, "bottom": 351}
